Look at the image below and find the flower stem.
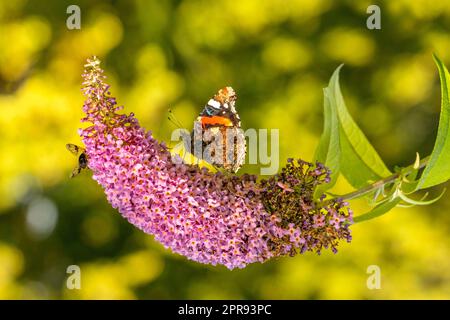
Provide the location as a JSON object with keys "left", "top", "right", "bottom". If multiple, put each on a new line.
{"left": 329, "top": 156, "right": 430, "bottom": 202}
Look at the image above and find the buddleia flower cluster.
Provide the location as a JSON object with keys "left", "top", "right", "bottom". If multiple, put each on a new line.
{"left": 260, "top": 159, "right": 353, "bottom": 256}
{"left": 77, "top": 56, "right": 353, "bottom": 270}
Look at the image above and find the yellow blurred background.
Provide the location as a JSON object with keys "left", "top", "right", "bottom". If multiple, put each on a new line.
{"left": 0, "top": 0, "right": 449, "bottom": 299}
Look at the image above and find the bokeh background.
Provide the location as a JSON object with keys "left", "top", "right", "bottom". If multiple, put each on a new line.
{"left": 0, "top": 0, "right": 449, "bottom": 299}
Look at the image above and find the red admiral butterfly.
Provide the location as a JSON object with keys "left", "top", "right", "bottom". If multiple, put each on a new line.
{"left": 190, "top": 86, "right": 246, "bottom": 173}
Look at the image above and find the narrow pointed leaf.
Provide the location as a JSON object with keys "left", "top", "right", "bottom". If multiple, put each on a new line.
{"left": 329, "top": 65, "right": 392, "bottom": 189}
{"left": 397, "top": 188, "right": 446, "bottom": 205}
{"left": 314, "top": 88, "right": 340, "bottom": 198}
{"left": 418, "top": 55, "right": 450, "bottom": 189}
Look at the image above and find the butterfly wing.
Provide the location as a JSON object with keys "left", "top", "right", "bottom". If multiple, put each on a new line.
{"left": 191, "top": 87, "right": 246, "bottom": 172}
{"left": 66, "top": 143, "right": 84, "bottom": 156}
{"left": 198, "top": 87, "right": 241, "bottom": 128}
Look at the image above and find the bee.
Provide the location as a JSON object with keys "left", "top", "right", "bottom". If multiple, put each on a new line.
{"left": 66, "top": 143, "right": 89, "bottom": 178}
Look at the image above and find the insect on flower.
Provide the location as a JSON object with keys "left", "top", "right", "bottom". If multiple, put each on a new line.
{"left": 189, "top": 86, "right": 247, "bottom": 173}
{"left": 66, "top": 143, "right": 89, "bottom": 178}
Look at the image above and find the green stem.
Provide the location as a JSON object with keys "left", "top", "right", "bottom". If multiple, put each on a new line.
{"left": 328, "top": 156, "right": 430, "bottom": 202}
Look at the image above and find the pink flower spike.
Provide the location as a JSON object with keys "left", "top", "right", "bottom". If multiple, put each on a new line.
{"left": 77, "top": 57, "right": 353, "bottom": 269}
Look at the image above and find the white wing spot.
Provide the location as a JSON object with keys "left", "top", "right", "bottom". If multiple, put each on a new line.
{"left": 223, "top": 103, "right": 229, "bottom": 109}
{"left": 208, "top": 99, "right": 221, "bottom": 109}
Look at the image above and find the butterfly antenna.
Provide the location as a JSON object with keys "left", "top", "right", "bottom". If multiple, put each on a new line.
{"left": 167, "top": 108, "right": 185, "bottom": 129}
{"left": 166, "top": 109, "right": 192, "bottom": 163}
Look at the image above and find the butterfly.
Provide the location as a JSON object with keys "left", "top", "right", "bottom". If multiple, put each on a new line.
{"left": 66, "top": 143, "right": 88, "bottom": 178}
{"left": 188, "top": 86, "right": 246, "bottom": 173}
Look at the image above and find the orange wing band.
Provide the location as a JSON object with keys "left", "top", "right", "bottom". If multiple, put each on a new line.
{"left": 200, "top": 116, "right": 233, "bottom": 127}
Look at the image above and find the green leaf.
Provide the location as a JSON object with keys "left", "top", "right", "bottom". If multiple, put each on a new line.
{"left": 397, "top": 188, "right": 446, "bottom": 206}
{"left": 417, "top": 55, "right": 450, "bottom": 189}
{"left": 400, "top": 172, "right": 420, "bottom": 195}
{"left": 314, "top": 88, "right": 340, "bottom": 198}
{"left": 339, "top": 133, "right": 384, "bottom": 189}
{"left": 329, "top": 65, "right": 392, "bottom": 189}
{"left": 353, "top": 198, "right": 401, "bottom": 223}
